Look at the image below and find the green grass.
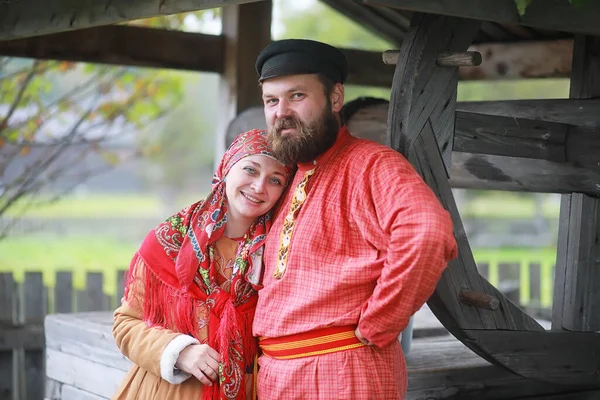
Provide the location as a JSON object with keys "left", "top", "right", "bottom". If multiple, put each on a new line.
{"left": 4, "top": 194, "right": 164, "bottom": 219}
{"left": 460, "top": 192, "right": 560, "bottom": 219}
{"left": 0, "top": 235, "right": 137, "bottom": 294}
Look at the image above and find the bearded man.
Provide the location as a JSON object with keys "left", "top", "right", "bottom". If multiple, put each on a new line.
{"left": 252, "top": 39, "right": 458, "bottom": 400}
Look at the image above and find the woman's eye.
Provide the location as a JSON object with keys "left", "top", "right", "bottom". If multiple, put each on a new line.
{"left": 269, "top": 178, "right": 282, "bottom": 186}
{"left": 243, "top": 167, "right": 257, "bottom": 174}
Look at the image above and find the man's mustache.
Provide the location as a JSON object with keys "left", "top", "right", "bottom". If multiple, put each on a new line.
{"left": 275, "top": 117, "right": 301, "bottom": 131}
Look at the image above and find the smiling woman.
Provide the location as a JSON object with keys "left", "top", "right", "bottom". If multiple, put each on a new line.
{"left": 111, "top": 129, "right": 294, "bottom": 400}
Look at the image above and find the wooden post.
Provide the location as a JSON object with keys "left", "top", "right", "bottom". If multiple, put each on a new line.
{"left": 552, "top": 34, "right": 600, "bottom": 332}
{"left": 0, "top": 273, "right": 16, "bottom": 400}
{"left": 21, "top": 273, "right": 46, "bottom": 400}
{"left": 77, "top": 272, "right": 109, "bottom": 312}
{"left": 216, "top": 0, "right": 272, "bottom": 167}
{"left": 54, "top": 271, "right": 73, "bottom": 314}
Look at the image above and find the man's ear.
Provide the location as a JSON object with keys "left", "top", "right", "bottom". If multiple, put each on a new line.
{"left": 330, "top": 83, "right": 345, "bottom": 113}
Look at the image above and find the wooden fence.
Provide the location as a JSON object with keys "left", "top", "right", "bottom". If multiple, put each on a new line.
{"left": 0, "top": 270, "right": 126, "bottom": 400}
{"left": 0, "top": 263, "right": 555, "bottom": 400}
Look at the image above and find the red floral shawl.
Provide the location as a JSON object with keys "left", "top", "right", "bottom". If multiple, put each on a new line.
{"left": 123, "top": 129, "right": 292, "bottom": 400}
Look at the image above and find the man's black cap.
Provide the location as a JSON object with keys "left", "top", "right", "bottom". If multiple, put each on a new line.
{"left": 255, "top": 39, "right": 348, "bottom": 84}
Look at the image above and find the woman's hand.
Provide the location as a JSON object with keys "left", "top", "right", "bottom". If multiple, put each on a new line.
{"left": 175, "top": 344, "right": 221, "bottom": 386}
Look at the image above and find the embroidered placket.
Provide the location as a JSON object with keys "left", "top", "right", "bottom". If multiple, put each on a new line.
{"left": 272, "top": 165, "right": 316, "bottom": 279}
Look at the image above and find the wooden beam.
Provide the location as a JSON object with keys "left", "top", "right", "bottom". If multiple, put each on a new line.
{"left": 456, "top": 99, "right": 600, "bottom": 128}
{"left": 0, "top": 25, "right": 224, "bottom": 72}
{"left": 347, "top": 38, "right": 573, "bottom": 86}
{"left": 0, "top": 325, "right": 44, "bottom": 351}
{"left": 449, "top": 152, "right": 600, "bottom": 196}
{"left": 465, "top": 39, "right": 573, "bottom": 80}
{"left": 0, "top": 0, "right": 264, "bottom": 41}
{"left": 216, "top": 1, "right": 271, "bottom": 162}
{"left": 0, "top": 29, "right": 573, "bottom": 83}
{"left": 464, "top": 329, "right": 600, "bottom": 386}
{"left": 362, "top": 0, "right": 600, "bottom": 36}
{"left": 553, "top": 34, "right": 600, "bottom": 333}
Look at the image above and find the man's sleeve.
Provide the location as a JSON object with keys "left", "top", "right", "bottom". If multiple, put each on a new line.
{"left": 352, "top": 149, "right": 458, "bottom": 348}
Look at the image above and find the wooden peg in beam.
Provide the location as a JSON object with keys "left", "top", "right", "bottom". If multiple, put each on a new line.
{"left": 459, "top": 289, "right": 500, "bottom": 311}
{"left": 382, "top": 50, "right": 482, "bottom": 67}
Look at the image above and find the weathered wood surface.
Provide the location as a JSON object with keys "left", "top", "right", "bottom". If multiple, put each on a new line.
{"left": 450, "top": 152, "right": 600, "bottom": 196}
{"left": 0, "top": 0, "right": 264, "bottom": 40}
{"left": 553, "top": 34, "right": 600, "bottom": 333}
{"left": 362, "top": 0, "right": 600, "bottom": 36}
{"left": 22, "top": 272, "right": 47, "bottom": 400}
{"left": 0, "top": 25, "right": 224, "bottom": 73}
{"left": 464, "top": 39, "right": 573, "bottom": 80}
{"left": 464, "top": 329, "right": 600, "bottom": 386}
{"left": 383, "top": 50, "right": 482, "bottom": 67}
{"left": 44, "top": 312, "right": 596, "bottom": 400}
{"left": 216, "top": 1, "right": 271, "bottom": 161}
{"left": 456, "top": 99, "right": 600, "bottom": 128}
{"left": 0, "top": 273, "right": 16, "bottom": 400}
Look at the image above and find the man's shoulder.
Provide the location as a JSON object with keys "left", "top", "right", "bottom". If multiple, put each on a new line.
{"left": 343, "top": 135, "right": 404, "bottom": 163}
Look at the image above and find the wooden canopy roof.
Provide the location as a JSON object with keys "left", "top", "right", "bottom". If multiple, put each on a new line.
{"left": 0, "top": 0, "right": 593, "bottom": 82}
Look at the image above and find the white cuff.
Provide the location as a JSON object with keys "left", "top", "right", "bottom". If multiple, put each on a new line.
{"left": 160, "top": 334, "right": 200, "bottom": 384}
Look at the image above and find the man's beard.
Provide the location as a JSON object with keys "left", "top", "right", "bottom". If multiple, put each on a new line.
{"left": 266, "top": 109, "right": 339, "bottom": 166}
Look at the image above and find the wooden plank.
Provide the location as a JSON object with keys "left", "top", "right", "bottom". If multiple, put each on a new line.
{"left": 386, "top": 13, "right": 482, "bottom": 167}
{"left": 362, "top": 0, "right": 600, "bottom": 36}
{"left": 77, "top": 273, "right": 108, "bottom": 312}
{"left": 45, "top": 348, "right": 126, "bottom": 399}
{"left": 45, "top": 313, "right": 132, "bottom": 371}
{"left": 0, "top": 25, "right": 223, "bottom": 73}
{"left": 0, "top": 273, "right": 16, "bottom": 400}
{"left": 464, "top": 329, "right": 600, "bottom": 386}
{"left": 454, "top": 111, "right": 568, "bottom": 162}
{"left": 554, "top": 193, "right": 600, "bottom": 331}
{"left": 552, "top": 34, "right": 600, "bottom": 333}
{"left": 0, "top": 326, "right": 44, "bottom": 351}
{"left": 45, "top": 378, "right": 61, "bottom": 400}
{"left": 54, "top": 272, "right": 73, "bottom": 314}
{"left": 463, "top": 38, "right": 573, "bottom": 80}
{"left": 215, "top": 1, "right": 271, "bottom": 162}
{"left": 449, "top": 152, "right": 600, "bottom": 196}
{"left": 61, "top": 385, "right": 107, "bottom": 400}
{"left": 21, "top": 272, "right": 46, "bottom": 400}
{"left": 456, "top": 99, "right": 600, "bottom": 128}
{"left": 0, "top": 0, "right": 264, "bottom": 40}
